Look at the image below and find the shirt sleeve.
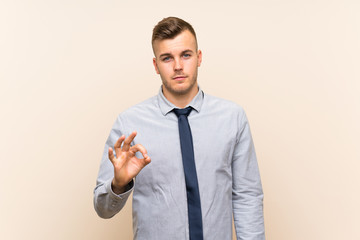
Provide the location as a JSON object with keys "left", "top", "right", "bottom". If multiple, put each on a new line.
{"left": 93, "top": 115, "right": 134, "bottom": 219}
{"left": 232, "top": 108, "right": 265, "bottom": 240}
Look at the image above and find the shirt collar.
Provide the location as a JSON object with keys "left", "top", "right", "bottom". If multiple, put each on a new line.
{"left": 157, "top": 85, "right": 204, "bottom": 116}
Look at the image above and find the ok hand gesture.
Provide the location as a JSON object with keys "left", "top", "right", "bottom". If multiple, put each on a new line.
{"left": 108, "top": 131, "right": 151, "bottom": 194}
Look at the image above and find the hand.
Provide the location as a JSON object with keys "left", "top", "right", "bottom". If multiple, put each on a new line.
{"left": 108, "top": 131, "right": 151, "bottom": 194}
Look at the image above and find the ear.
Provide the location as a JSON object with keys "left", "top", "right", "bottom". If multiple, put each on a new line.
{"left": 153, "top": 58, "right": 160, "bottom": 74}
{"left": 197, "top": 50, "right": 202, "bottom": 67}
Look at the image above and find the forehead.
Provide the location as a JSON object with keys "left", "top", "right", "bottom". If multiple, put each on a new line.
{"left": 153, "top": 30, "right": 197, "bottom": 57}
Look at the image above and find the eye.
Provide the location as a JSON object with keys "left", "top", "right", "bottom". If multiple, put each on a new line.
{"left": 183, "top": 53, "right": 191, "bottom": 58}
{"left": 162, "top": 56, "right": 172, "bottom": 62}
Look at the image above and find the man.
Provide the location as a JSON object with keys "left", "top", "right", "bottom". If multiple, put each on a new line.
{"left": 94, "top": 17, "right": 265, "bottom": 240}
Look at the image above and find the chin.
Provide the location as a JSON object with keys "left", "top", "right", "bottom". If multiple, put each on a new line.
{"left": 163, "top": 79, "right": 197, "bottom": 96}
{"left": 171, "top": 84, "right": 194, "bottom": 94}
{"left": 170, "top": 88, "right": 190, "bottom": 95}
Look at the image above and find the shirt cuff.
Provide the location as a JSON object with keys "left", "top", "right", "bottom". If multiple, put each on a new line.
{"left": 105, "top": 179, "right": 134, "bottom": 200}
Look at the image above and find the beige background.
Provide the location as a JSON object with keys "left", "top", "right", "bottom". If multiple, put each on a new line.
{"left": 1, "top": 0, "right": 359, "bottom": 239}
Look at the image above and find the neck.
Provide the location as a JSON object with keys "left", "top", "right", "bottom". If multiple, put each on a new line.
{"left": 162, "top": 86, "right": 199, "bottom": 109}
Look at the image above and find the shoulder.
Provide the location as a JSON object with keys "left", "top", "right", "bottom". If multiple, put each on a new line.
{"left": 111, "top": 95, "right": 158, "bottom": 134}
{"left": 201, "top": 92, "right": 250, "bottom": 139}
{"left": 203, "top": 92, "right": 245, "bottom": 116}
{"left": 111, "top": 95, "right": 158, "bottom": 129}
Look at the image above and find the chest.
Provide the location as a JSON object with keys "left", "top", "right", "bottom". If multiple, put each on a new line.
{"left": 130, "top": 112, "right": 238, "bottom": 183}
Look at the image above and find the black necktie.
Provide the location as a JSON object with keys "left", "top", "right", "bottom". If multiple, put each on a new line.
{"left": 173, "top": 107, "right": 203, "bottom": 240}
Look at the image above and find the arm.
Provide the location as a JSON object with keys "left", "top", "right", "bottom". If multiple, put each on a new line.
{"left": 232, "top": 109, "right": 265, "bottom": 240}
{"left": 93, "top": 116, "right": 151, "bottom": 219}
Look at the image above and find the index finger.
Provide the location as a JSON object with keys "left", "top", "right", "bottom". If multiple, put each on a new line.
{"left": 130, "top": 144, "right": 151, "bottom": 166}
{"left": 130, "top": 143, "right": 148, "bottom": 158}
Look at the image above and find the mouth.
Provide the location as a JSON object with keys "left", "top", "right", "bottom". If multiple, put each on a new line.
{"left": 172, "top": 75, "right": 187, "bottom": 80}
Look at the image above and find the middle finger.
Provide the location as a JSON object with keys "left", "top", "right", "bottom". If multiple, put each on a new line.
{"left": 122, "top": 131, "right": 137, "bottom": 151}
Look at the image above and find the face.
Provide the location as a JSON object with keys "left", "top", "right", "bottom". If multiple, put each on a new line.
{"left": 153, "top": 30, "right": 202, "bottom": 100}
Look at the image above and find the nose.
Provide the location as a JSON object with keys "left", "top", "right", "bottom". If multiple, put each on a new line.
{"left": 174, "top": 57, "right": 183, "bottom": 71}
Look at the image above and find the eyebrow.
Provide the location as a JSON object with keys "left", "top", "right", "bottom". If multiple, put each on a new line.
{"left": 159, "top": 49, "right": 194, "bottom": 59}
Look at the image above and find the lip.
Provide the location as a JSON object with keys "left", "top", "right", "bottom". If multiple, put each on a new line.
{"left": 172, "top": 75, "right": 187, "bottom": 80}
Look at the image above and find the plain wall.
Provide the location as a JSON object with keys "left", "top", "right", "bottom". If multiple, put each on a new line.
{"left": 1, "top": 0, "right": 359, "bottom": 239}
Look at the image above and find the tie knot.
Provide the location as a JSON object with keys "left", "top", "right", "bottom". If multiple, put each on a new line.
{"left": 173, "top": 106, "right": 192, "bottom": 117}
